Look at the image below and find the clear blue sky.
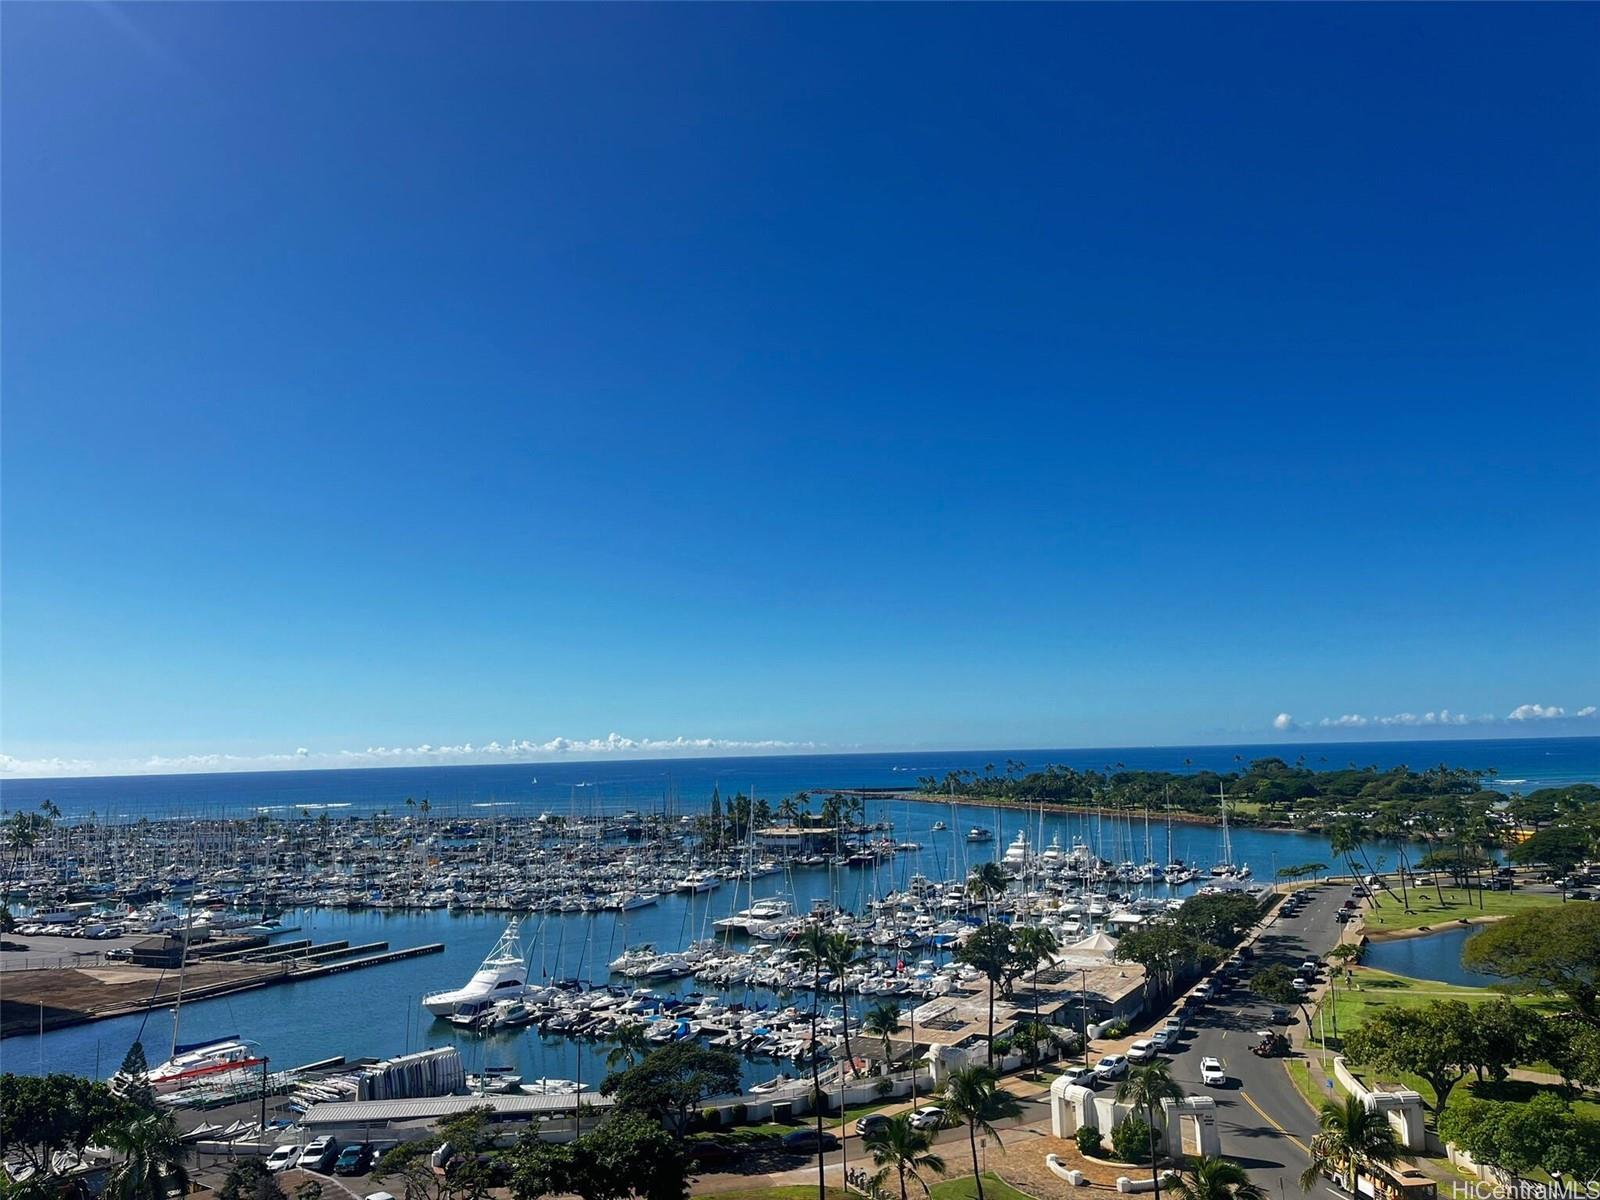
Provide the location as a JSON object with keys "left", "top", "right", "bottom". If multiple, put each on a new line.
{"left": 4, "top": 4, "right": 1597, "bottom": 775}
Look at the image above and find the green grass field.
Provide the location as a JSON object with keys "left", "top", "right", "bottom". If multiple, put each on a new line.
{"left": 1360, "top": 886, "right": 1558, "bottom": 933}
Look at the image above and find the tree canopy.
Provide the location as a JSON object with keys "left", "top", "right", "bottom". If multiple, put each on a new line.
{"left": 599, "top": 1043, "right": 741, "bottom": 1136}
{"left": 1461, "top": 904, "right": 1600, "bottom": 1027}
{"left": 507, "top": 1113, "right": 688, "bottom": 1200}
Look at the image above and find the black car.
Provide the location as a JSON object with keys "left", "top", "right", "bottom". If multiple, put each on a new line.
{"left": 334, "top": 1144, "right": 375, "bottom": 1176}
{"left": 783, "top": 1129, "right": 841, "bottom": 1153}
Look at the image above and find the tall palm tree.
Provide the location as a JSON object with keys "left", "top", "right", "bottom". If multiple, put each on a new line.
{"left": 862, "top": 1002, "right": 904, "bottom": 1071}
{"left": 605, "top": 1022, "right": 648, "bottom": 1071}
{"left": 966, "top": 862, "right": 1008, "bottom": 925}
{"left": 863, "top": 1113, "right": 946, "bottom": 1200}
{"left": 1165, "top": 1156, "right": 1268, "bottom": 1200}
{"left": 1299, "top": 1094, "right": 1401, "bottom": 1198}
{"left": 102, "top": 1112, "right": 190, "bottom": 1200}
{"left": 938, "top": 1065, "right": 1012, "bottom": 1200}
{"left": 794, "top": 922, "right": 834, "bottom": 1200}
{"left": 1116, "top": 1060, "right": 1183, "bottom": 1200}
{"left": 824, "top": 934, "right": 864, "bottom": 1076}
{"left": 1012, "top": 924, "right": 1059, "bottom": 1020}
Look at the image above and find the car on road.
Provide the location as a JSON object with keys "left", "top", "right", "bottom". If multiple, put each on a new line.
{"left": 1200, "top": 1057, "right": 1227, "bottom": 1087}
{"left": 1057, "top": 1065, "right": 1098, "bottom": 1087}
{"left": 265, "top": 1145, "right": 300, "bottom": 1173}
{"left": 1152, "top": 1027, "right": 1181, "bottom": 1051}
{"left": 1193, "top": 982, "right": 1213, "bottom": 1002}
{"left": 783, "top": 1129, "right": 841, "bottom": 1153}
{"left": 908, "top": 1106, "right": 946, "bottom": 1131}
{"left": 296, "top": 1137, "right": 339, "bottom": 1173}
{"left": 854, "top": 1114, "right": 891, "bottom": 1137}
{"left": 1094, "top": 1054, "right": 1128, "bottom": 1081}
{"left": 1126, "top": 1038, "right": 1156, "bottom": 1063}
{"left": 1292, "top": 976, "right": 1311, "bottom": 993}
{"left": 1270, "top": 1006, "right": 1292, "bottom": 1024}
{"left": 334, "top": 1144, "right": 375, "bottom": 1176}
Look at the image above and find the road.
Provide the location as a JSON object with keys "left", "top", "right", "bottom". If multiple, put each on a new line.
{"left": 1159, "top": 881, "right": 1351, "bottom": 1197}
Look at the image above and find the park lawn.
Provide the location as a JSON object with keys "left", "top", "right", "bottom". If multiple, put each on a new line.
{"left": 1308, "top": 966, "right": 1553, "bottom": 1045}
{"left": 1361, "top": 886, "right": 1558, "bottom": 933}
{"left": 929, "top": 1173, "right": 1036, "bottom": 1200}
{"left": 1284, "top": 1055, "right": 1348, "bottom": 1113}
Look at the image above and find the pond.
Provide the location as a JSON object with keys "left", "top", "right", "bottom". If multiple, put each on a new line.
{"left": 1361, "top": 924, "right": 1501, "bottom": 987}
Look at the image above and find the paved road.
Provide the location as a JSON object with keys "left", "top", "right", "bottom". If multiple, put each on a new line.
{"left": 1159, "top": 882, "right": 1352, "bottom": 1197}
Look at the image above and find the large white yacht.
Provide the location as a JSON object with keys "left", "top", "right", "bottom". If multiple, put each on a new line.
{"left": 423, "top": 917, "right": 529, "bottom": 1017}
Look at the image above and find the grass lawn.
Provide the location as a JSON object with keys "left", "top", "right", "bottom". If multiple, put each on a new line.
{"left": 1308, "top": 966, "right": 1551, "bottom": 1047}
{"left": 929, "top": 1173, "right": 1036, "bottom": 1200}
{"left": 1361, "top": 886, "right": 1558, "bottom": 933}
{"left": 1284, "top": 1055, "right": 1346, "bottom": 1112}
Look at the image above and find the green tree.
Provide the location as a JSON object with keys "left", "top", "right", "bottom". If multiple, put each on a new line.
{"left": 0, "top": 1074, "right": 134, "bottom": 1180}
{"left": 115, "top": 1042, "right": 157, "bottom": 1113}
{"left": 1116, "top": 923, "right": 1218, "bottom": 1003}
{"left": 375, "top": 1107, "right": 497, "bottom": 1200}
{"left": 1461, "top": 904, "right": 1600, "bottom": 1028}
{"left": 862, "top": 1002, "right": 904, "bottom": 1070}
{"left": 862, "top": 1113, "right": 946, "bottom": 1200}
{"left": 605, "top": 1022, "right": 649, "bottom": 1072}
{"left": 1250, "top": 964, "right": 1311, "bottom": 1029}
{"left": 1115, "top": 1060, "right": 1182, "bottom": 1200}
{"left": 1463, "top": 998, "right": 1537, "bottom": 1084}
{"left": 966, "top": 862, "right": 1009, "bottom": 926}
{"left": 937, "top": 1065, "right": 1016, "bottom": 1200}
{"left": 1439, "top": 1092, "right": 1600, "bottom": 1181}
{"left": 218, "top": 1159, "right": 284, "bottom": 1200}
{"left": 1342, "top": 1001, "right": 1475, "bottom": 1108}
{"left": 101, "top": 1112, "right": 190, "bottom": 1200}
{"left": 1111, "top": 1115, "right": 1154, "bottom": 1165}
{"left": 1509, "top": 825, "right": 1591, "bottom": 895}
{"left": 1299, "top": 1095, "right": 1400, "bottom": 1197}
{"left": 1174, "top": 893, "right": 1261, "bottom": 948}
{"left": 1011, "top": 925, "right": 1060, "bottom": 1021}
{"left": 1164, "top": 1156, "right": 1267, "bottom": 1200}
{"left": 506, "top": 1112, "right": 688, "bottom": 1200}
{"left": 953, "top": 923, "right": 1013, "bottom": 1066}
{"left": 599, "top": 1043, "right": 740, "bottom": 1138}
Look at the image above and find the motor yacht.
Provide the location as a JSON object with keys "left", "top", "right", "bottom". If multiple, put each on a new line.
{"left": 422, "top": 917, "right": 529, "bottom": 1017}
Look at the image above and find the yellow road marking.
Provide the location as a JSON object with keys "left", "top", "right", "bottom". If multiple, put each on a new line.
{"left": 1239, "top": 1087, "right": 1308, "bottom": 1152}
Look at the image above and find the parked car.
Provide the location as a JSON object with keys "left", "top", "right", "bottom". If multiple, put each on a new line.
{"left": 1057, "top": 1065, "right": 1098, "bottom": 1087}
{"left": 105, "top": 947, "right": 133, "bottom": 962}
{"left": 782, "top": 1129, "right": 840, "bottom": 1153}
{"left": 1126, "top": 1038, "right": 1156, "bottom": 1063}
{"left": 1152, "top": 1027, "right": 1181, "bottom": 1051}
{"left": 334, "top": 1144, "right": 374, "bottom": 1176}
{"left": 908, "top": 1107, "right": 946, "bottom": 1131}
{"left": 1200, "top": 1057, "right": 1227, "bottom": 1087}
{"left": 265, "top": 1145, "right": 300, "bottom": 1173}
{"left": 854, "top": 1114, "right": 891, "bottom": 1137}
{"left": 1094, "top": 1054, "right": 1128, "bottom": 1081}
{"left": 296, "top": 1137, "right": 339, "bottom": 1173}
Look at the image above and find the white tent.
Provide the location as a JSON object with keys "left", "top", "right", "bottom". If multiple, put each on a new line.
{"left": 1068, "top": 930, "right": 1118, "bottom": 955}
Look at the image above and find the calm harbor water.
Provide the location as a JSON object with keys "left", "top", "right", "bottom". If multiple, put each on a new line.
{"left": 18, "top": 796, "right": 1339, "bottom": 1086}
{"left": 1359, "top": 924, "right": 1500, "bottom": 988}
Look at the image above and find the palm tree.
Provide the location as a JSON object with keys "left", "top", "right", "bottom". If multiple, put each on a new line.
{"left": 939, "top": 1065, "right": 1012, "bottom": 1200}
{"left": 1012, "top": 1018, "right": 1054, "bottom": 1078}
{"left": 794, "top": 922, "right": 834, "bottom": 1200}
{"left": 966, "top": 862, "right": 1008, "bottom": 925}
{"left": 1166, "top": 1156, "right": 1268, "bottom": 1200}
{"left": 863, "top": 1113, "right": 946, "bottom": 1200}
{"left": 862, "top": 1002, "right": 904, "bottom": 1071}
{"left": 1012, "top": 924, "right": 1059, "bottom": 1020}
{"left": 824, "top": 934, "right": 864, "bottom": 1075}
{"left": 102, "top": 1112, "right": 190, "bottom": 1200}
{"left": 605, "top": 1022, "right": 648, "bottom": 1071}
{"left": 1299, "top": 1094, "right": 1401, "bottom": 1198}
{"left": 1116, "top": 1060, "right": 1183, "bottom": 1200}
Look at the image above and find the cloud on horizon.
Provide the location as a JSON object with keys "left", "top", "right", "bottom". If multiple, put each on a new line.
{"left": 1270, "top": 703, "right": 1597, "bottom": 734}
{"left": 0, "top": 733, "right": 817, "bottom": 779}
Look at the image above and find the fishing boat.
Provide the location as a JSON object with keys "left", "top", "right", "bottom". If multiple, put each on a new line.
{"left": 422, "top": 917, "right": 529, "bottom": 1016}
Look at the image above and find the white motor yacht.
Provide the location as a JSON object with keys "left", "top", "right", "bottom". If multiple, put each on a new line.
{"left": 422, "top": 917, "right": 529, "bottom": 1017}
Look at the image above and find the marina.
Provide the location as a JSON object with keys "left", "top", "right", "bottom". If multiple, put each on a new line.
{"left": 4, "top": 785, "right": 1343, "bottom": 1097}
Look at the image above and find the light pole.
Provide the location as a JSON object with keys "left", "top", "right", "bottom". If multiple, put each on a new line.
{"left": 1080, "top": 969, "right": 1091, "bottom": 1065}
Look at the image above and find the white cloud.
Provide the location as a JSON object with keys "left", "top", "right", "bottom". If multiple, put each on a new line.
{"left": 0, "top": 733, "right": 818, "bottom": 779}
{"left": 1295, "top": 702, "right": 1596, "bottom": 732}
{"left": 1272, "top": 713, "right": 1297, "bottom": 731}
{"left": 1508, "top": 703, "right": 1565, "bottom": 721}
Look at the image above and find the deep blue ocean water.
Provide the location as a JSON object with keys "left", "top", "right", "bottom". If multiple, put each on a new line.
{"left": 2, "top": 736, "right": 1595, "bottom": 822}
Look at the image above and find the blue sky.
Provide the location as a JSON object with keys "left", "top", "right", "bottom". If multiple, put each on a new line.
{"left": 3, "top": 4, "right": 1597, "bottom": 776}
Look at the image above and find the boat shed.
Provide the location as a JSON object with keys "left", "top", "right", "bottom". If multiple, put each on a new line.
{"left": 298, "top": 1092, "right": 615, "bottom": 1144}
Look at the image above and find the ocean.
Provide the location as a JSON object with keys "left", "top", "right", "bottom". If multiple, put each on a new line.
{"left": 2, "top": 736, "right": 1596, "bottom": 822}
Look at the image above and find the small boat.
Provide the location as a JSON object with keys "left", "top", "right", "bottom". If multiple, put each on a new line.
{"left": 966, "top": 828, "right": 994, "bottom": 843}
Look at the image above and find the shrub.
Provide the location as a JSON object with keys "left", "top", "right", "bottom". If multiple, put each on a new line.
{"left": 1074, "top": 1125, "right": 1103, "bottom": 1157}
{"left": 1111, "top": 1115, "right": 1153, "bottom": 1164}
{"left": 1100, "top": 1019, "right": 1131, "bottom": 1040}
{"left": 873, "top": 1078, "right": 894, "bottom": 1097}
{"left": 699, "top": 1106, "right": 720, "bottom": 1129}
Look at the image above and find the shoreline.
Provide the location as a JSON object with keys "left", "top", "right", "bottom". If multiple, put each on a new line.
{"left": 876, "top": 788, "right": 1275, "bottom": 831}
{"left": 1358, "top": 912, "right": 1507, "bottom": 942}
